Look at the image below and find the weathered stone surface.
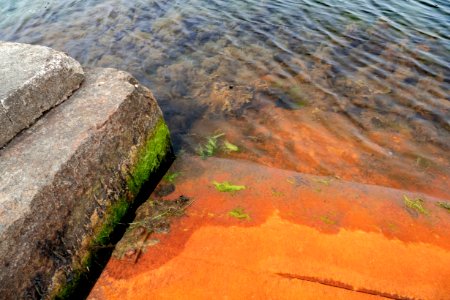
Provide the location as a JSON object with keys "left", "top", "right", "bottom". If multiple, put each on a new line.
{"left": 0, "top": 42, "right": 84, "bottom": 148}
{"left": 0, "top": 68, "right": 171, "bottom": 299}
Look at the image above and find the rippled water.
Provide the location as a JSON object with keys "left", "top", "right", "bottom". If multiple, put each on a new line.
{"left": 1, "top": 0, "right": 449, "bottom": 197}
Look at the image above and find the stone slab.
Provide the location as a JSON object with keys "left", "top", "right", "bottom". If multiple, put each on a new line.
{"left": 0, "top": 68, "right": 171, "bottom": 298}
{"left": 90, "top": 156, "right": 450, "bottom": 300}
{"left": 0, "top": 42, "right": 84, "bottom": 148}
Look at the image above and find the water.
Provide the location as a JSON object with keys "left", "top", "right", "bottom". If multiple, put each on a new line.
{"left": 1, "top": 0, "right": 449, "bottom": 198}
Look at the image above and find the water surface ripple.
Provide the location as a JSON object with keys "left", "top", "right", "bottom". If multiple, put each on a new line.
{"left": 1, "top": 0, "right": 449, "bottom": 197}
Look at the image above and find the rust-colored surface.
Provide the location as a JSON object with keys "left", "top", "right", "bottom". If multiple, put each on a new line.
{"left": 89, "top": 156, "right": 450, "bottom": 299}
{"left": 190, "top": 104, "right": 450, "bottom": 200}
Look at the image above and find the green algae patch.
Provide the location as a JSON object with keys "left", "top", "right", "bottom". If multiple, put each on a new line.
{"left": 197, "top": 133, "right": 224, "bottom": 159}
{"left": 50, "top": 197, "right": 131, "bottom": 299}
{"left": 437, "top": 201, "right": 450, "bottom": 212}
{"left": 127, "top": 119, "right": 171, "bottom": 195}
{"left": 53, "top": 252, "right": 93, "bottom": 300}
{"left": 295, "top": 99, "right": 308, "bottom": 108}
{"left": 416, "top": 156, "right": 433, "bottom": 170}
{"left": 213, "top": 181, "right": 246, "bottom": 192}
{"left": 314, "top": 178, "right": 333, "bottom": 186}
{"left": 94, "top": 198, "right": 130, "bottom": 245}
{"left": 53, "top": 197, "right": 131, "bottom": 299}
{"left": 229, "top": 207, "right": 251, "bottom": 220}
{"left": 404, "top": 195, "right": 428, "bottom": 215}
{"left": 55, "top": 119, "right": 172, "bottom": 299}
{"left": 163, "top": 171, "right": 181, "bottom": 183}
{"left": 223, "top": 140, "right": 239, "bottom": 152}
{"left": 196, "top": 133, "right": 240, "bottom": 158}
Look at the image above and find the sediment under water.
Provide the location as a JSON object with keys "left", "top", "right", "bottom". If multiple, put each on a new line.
{"left": 0, "top": 0, "right": 449, "bottom": 198}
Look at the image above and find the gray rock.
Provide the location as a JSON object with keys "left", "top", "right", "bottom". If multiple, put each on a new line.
{"left": 0, "top": 42, "right": 84, "bottom": 148}
{"left": 0, "top": 68, "right": 171, "bottom": 298}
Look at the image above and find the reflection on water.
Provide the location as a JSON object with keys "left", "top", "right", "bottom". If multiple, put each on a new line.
{"left": 1, "top": 0, "right": 449, "bottom": 197}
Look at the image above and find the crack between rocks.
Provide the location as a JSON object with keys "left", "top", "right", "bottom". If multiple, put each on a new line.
{"left": 0, "top": 80, "right": 83, "bottom": 150}
{"left": 275, "top": 272, "right": 417, "bottom": 300}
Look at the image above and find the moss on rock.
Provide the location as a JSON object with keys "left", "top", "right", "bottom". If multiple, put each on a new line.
{"left": 127, "top": 119, "right": 171, "bottom": 195}
{"left": 53, "top": 118, "right": 171, "bottom": 299}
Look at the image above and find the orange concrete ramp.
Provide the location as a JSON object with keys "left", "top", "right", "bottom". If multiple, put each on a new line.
{"left": 89, "top": 156, "right": 450, "bottom": 300}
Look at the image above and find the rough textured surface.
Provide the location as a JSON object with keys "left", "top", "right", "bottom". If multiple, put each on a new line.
{"left": 0, "top": 42, "right": 84, "bottom": 148}
{"left": 90, "top": 156, "right": 450, "bottom": 300}
{"left": 0, "top": 67, "right": 171, "bottom": 299}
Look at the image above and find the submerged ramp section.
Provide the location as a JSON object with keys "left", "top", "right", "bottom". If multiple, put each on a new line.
{"left": 0, "top": 42, "right": 84, "bottom": 148}
{"left": 0, "top": 66, "right": 171, "bottom": 298}
{"left": 90, "top": 156, "right": 450, "bottom": 300}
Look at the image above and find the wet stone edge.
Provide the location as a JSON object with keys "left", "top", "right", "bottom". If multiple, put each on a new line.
{"left": 52, "top": 120, "right": 174, "bottom": 299}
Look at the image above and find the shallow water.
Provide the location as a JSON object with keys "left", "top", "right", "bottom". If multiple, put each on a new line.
{"left": 1, "top": 0, "right": 449, "bottom": 197}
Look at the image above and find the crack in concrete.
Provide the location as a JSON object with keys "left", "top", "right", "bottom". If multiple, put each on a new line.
{"left": 275, "top": 272, "right": 416, "bottom": 300}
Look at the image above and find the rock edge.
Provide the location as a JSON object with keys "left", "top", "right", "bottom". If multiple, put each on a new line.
{"left": 0, "top": 41, "right": 84, "bottom": 148}
{"left": 0, "top": 67, "right": 171, "bottom": 299}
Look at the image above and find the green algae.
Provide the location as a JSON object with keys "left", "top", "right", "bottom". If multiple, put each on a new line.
{"left": 94, "top": 197, "right": 130, "bottom": 246}
{"left": 163, "top": 171, "right": 181, "bottom": 183}
{"left": 320, "top": 215, "right": 336, "bottom": 225}
{"left": 54, "top": 253, "right": 93, "bottom": 300}
{"left": 229, "top": 207, "right": 251, "bottom": 220}
{"left": 128, "top": 196, "right": 192, "bottom": 232}
{"left": 295, "top": 99, "right": 308, "bottom": 108}
{"left": 314, "top": 178, "right": 332, "bottom": 186}
{"left": 55, "top": 118, "right": 172, "bottom": 299}
{"left": 197, "top": 133, "right": 240, "bottom": 158}
{"left": 53, "top": 198, "right": 130, "bottom": 299}
{"left": 403, "top": 195, "right": 428, "bottom": 215}
{"left": 436, "top": 201, "right": 450, "bottom": 212}
{"left": 197, "top": 133, "right": 224, "bottom": 159}
{"left": 416, "top": 156, "right": 433, "bottom": 170}
{"left": 223, "top": 140, "right": 239, "bottom": 152}
{"left": 213, "top": 181, "right": 246, "bottom": 192}
{"left": 287, "top": 86, "right": 309, "bottom": 108}
{"left": 127, "top": 119, "right": 171, "bottom": 195}
{"left": 313, "top": 178, "right": 333, "bottom": 193}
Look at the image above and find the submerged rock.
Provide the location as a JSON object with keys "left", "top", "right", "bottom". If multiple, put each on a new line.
{"left": 90, "top": 155, "right": 450, "bottom": 300}
{"left": 207, "top": 81, "right": 254, "bottom": 114}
